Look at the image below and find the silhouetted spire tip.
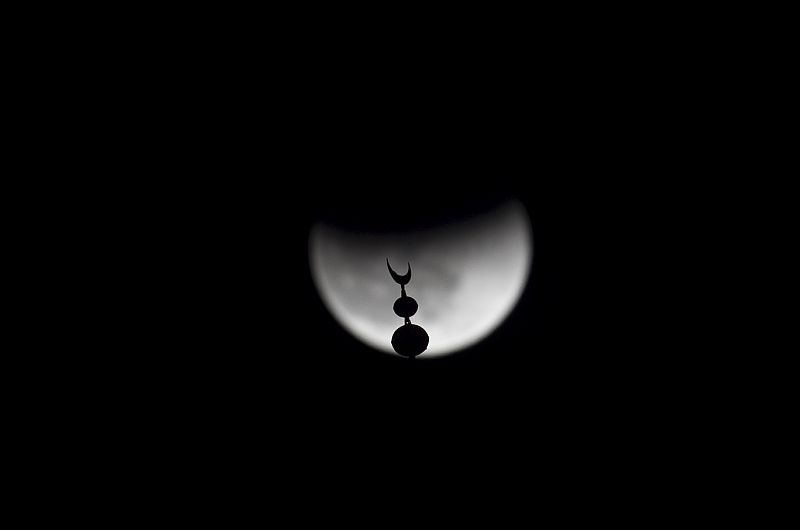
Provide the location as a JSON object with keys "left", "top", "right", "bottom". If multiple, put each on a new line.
{"left": 387, "top": 259, "right": 411, "bottom": 285}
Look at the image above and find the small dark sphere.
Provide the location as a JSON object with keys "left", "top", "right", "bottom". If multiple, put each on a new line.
{"left": 391, "top": 324, "right": 429, "bottom": 358}
{"left": 393, "top": 296, "right": 418, "bottom": 318}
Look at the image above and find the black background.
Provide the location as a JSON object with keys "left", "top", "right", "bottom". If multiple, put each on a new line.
{"left": 147, "top": 139, "right": 625, "bottom": 443}
{"left": 31, "top": 10, "right": 745, "bottom": 516}
{"left": 97, "top": 39, "right": 695, "bottom": 496}
{"left": 127, "top": 135, "right": 666, "bottom": 501}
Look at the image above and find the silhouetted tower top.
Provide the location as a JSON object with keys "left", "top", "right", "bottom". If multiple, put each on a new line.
{"left": 387, "top": 260, "right": 428, "bottom": 358}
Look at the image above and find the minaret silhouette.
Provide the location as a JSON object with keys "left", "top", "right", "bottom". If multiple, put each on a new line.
{"left": 387, "top": 259, "right": 429, "bottom": 358}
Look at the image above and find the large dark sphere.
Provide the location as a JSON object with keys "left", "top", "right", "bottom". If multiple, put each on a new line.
{"left": 393, "top": 296, "right": 418, "bottom": 318}
{"left": 391, "top": 324, "right": 429, "bottom": 358}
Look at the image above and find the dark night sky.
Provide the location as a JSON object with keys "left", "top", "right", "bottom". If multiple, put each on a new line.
{"left": 121, "top": 56, "right": 680, "bottom": 476}
{"left": 63, "top": 16, "right": 727, "bottom": 511}
{"left": 158, "top": 155, "right": 607, "bottom": 431}
{"left": 136, "top": 149, "right": 662, "bottom": 489}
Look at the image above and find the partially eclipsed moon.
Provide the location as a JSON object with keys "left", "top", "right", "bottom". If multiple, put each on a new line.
{"left": 309, "top": 200, "right": 533, "bottom": 358}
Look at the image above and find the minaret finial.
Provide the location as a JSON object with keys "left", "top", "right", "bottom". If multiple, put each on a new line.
{"left": 387, "top": 259, "right": 429, "bottom": 358}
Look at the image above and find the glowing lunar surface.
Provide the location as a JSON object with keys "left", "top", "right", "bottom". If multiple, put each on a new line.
{"left": 309, "top": 200, "right": 533, "bottom": 358}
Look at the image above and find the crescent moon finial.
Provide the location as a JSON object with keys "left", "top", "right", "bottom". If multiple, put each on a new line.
{"left": 387, "top": 259, "right": 412, "bottom": 285}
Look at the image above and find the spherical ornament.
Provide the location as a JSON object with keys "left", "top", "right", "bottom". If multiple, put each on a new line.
{"left": 393, "top": 296, "right": 418, "bottom": 318}
{"left": 391, "top": 324, "right": 429, "bottom": 358}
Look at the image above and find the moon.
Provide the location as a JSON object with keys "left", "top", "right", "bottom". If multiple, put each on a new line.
{"left": 309, "top": 199, "right": 533, "bottom": 358}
